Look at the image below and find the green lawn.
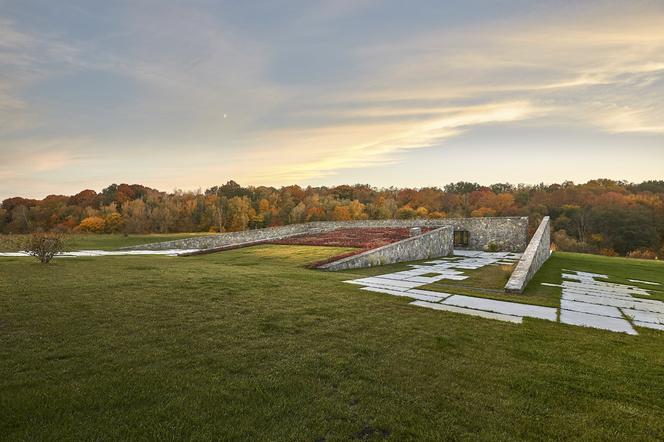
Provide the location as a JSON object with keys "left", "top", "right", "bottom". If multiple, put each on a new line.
{"left": 0, "top": 232, "right": 214, "bottom": 251}
{"left": 2, "top": 246, "right": 664, "bottom": 440}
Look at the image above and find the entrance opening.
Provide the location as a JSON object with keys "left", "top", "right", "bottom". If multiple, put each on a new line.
{"left": 454, "top": 230, "right": 470, "bottom": 248}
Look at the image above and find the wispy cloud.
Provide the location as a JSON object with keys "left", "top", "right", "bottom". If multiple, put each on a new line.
{"left": 0, "top": 137, "right": 92, "bottom": 176}
{"left": 248, "top": 101, "right": 539, "bottom": 182}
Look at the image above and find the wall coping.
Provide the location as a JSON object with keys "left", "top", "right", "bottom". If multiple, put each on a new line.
{"left": 504, "top": 216, "right": 551, "bottom": 294}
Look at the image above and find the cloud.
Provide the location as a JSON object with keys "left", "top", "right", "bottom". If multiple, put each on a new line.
{"left": 247, "top": 101, "right": 539, "bottom": 183}
{"left": 0, "top": 137, "right": 93, "bottom": 176}
{"left": 0, "top": 18, "right": 83, "bottom": 134}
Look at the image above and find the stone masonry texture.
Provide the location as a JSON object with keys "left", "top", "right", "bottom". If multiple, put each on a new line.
{"left": 121, "top": 217, "right": 528, "bottom": 252}
{"left": 318, "top": 226, "right": 454, "bottom": 271}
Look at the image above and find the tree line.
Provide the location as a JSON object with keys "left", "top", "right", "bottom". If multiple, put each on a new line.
{"left": 2, "top": 179, "right": 663, "bottom": 258}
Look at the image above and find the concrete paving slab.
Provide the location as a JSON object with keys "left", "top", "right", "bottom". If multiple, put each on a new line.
{"left": 405, "top": 275, "right": 449, "bottom": 284}
{"left": 360, "top": 287, "right": 444, "bottom": 303}
{"left": 356, "top": 277, "right": 423, "bottom": 289}
{"left": 407, "top": 288, "right": 453, "bottom": 299}
{"left": 409, "top": 301, "right": 523, "bottom": 323}
{"left": 560, "top": 300, "right": 623, "bottom": 318}
{"left": 633, "top": 321, "right": 664, "bottom": 331}
{"left": 559, "top": 310, "right": 637, "bottom": 335}
{"left": 628, "top": 279, "right": 661, "bottom": 286}
{"left": 561, "top": 288, "right": 646, "bottom": 302}
{"left": 378, "top": 271, "right": 427, "bottom": 280}
{"left": 453, "top": 250, "right": 483, "bottom": 257}
{"left": 562, "top": 293, "right": 664, "bottom": 313}
{"left": 621, "top": 308, "right": 664, "bottom": 325}
{"left": 344, "top": 279, "right": 409, "bottom": 291}
{"left": 443, "top": 295, "right": 557, "bottom": 321}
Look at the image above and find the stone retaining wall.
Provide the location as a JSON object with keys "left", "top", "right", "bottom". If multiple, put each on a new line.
{"left": 318, "top": 226, "right": 454, "bottom": 271}
{"left": 504, "top": 217, "right": 551, "bottom": 294}
{"left": 121, "top": 217, "right": 527, "bottom": 252}
{"left": 121, "top": 223, "right": 323, "bottom": 250}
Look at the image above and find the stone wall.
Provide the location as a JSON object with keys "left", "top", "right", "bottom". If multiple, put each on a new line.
{"left": 121, "top": 217, "right": 528, "bottom": 252}
{"left": 318, "top": 226, "right": 454, "bottom": 271}
{"left": 120, "top": 223, "right": 324, "bottom": 250}
{"left": 504, "top": 217, "right": 551, "bottom": 294}
{"left": 427, "top": 217, "right": 528, "bottom": 252}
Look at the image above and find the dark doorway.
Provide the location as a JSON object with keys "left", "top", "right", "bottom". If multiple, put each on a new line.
{"left": 454, "top": 230, "right": 470, "bottom": 247}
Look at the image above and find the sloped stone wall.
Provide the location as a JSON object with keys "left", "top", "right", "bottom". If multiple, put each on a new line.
{"left": 318, "top": 226, "right": 453, "bottom": 271}
{"left": 504, "top": 217, "right": 551, "bottom": 294}
{"left": 121, "top": 217, "right": 528, "bottom": 252}
{"left": 120, "top": 223, "right": 324, "bottom": 250}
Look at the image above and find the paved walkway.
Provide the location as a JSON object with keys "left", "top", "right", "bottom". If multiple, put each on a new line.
{"left": 344, "top": 251, "right": 664, "bottom": 335}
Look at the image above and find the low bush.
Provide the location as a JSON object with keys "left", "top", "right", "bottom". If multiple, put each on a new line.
{"left": 552, "top": 230, "right": 596, "bottom": 254}
{"left": 626, "top": 249, "right": 657, "bottom": 260}
{"left": 22, "top": 233, "right": 65, "bottom": 264}
{"left": 598, "top": 248, "right": 618, "bottom": 257}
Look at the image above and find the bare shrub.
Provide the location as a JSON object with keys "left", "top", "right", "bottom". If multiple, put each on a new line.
{"left": 626, "top": 249, "right": 657, "bottom": 260}
{"left": 598, "top": 248, "right": 618, "bottom": 257}
{"left": 23, "top": 233, "right": 65, "bottom": 264}
{"left": 552, "top": 230, "right": 596, "bottom": 254}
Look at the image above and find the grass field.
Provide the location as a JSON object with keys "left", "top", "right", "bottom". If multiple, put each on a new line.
{"left": 2, "top": 243, "right": 664, "bottom": 440}
{"left": 0, "top": 232, "right": 214, "bottom": 252}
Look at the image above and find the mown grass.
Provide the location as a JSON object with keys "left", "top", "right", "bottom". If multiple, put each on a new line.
{"left": 0, "top": 232, "right": 213, "bottom": 252}
{"left": 1, "top": 246, "right": 664, "bottom": 440}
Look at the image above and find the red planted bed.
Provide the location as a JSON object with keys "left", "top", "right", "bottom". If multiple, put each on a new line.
{"left": 269, "top": 227, "right": 431, "bottom": 249}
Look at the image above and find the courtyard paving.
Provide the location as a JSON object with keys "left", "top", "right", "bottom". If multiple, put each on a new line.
{"left": 344, "top": 251, "right": 664, "bottom": 335}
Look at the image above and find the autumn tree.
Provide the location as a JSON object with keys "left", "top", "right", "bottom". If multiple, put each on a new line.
{"left": 104, "top": 213, "right": 124, "bottom": 233}
{"left": 332, "top": 205, "right": 352, "bottom": 221}
{"left": 78, "top": 216, "right": 106, "bottom": 233}
{"left": 396, "top": 205, "right": 417, "bottom": 219}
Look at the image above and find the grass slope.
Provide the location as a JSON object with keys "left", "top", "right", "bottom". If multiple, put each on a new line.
{"left": 1, "top": 246, "right": 664, "bottom": 440}
{"left": 0, "top": 233, "right": 214, "bottom": 251}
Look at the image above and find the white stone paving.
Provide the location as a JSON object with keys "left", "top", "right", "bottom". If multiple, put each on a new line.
{"left": 633, "top": 321, "right": 664, "bottom": 331}
{"left": 560, "top": 300, "right": 622, "bottom": 318}
{"left": 559, "top": 310, "right": 637, "bottom": 335}
{"left": 621, "top": 308, "right": 664, "bottom": 325}
{"left": 343, "top": 252, "right": 664, "bottom": 335}
{"left": 410, "top": 300, "right": 523, "bottom": 324}
{"left": 628, "top": 279, "right": 661, "bottom": 286}
{"left": 444, "top": 295, "right": 557, "bottom": 321}
{"left": 360, "top": 287, "right": 444, "bottom": 303}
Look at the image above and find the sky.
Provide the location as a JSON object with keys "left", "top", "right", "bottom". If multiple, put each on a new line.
{"left": 1, "top": 0, "right": 664, "bottom": 199}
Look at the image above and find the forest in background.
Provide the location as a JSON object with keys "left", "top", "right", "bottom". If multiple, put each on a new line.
{"left": 2, "top": 179, "right": 663, "bottom": 259}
